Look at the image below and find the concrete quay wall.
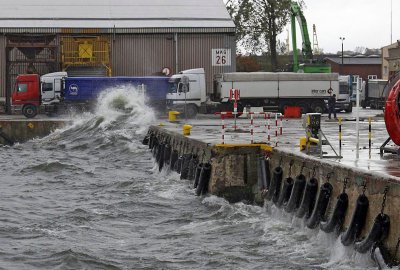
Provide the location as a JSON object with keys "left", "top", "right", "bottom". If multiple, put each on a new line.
{"left": 148, "top": 125, "right": 400, "bottom": 261}
{"left": 0, "top": 120, "right": 67, "bottom": 145}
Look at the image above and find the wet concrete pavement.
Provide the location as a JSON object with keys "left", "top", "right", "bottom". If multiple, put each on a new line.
{"left": 160, "top": 108, "right": 400, "bottom": 179}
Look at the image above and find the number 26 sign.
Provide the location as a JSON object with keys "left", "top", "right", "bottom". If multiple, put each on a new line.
{"left": 212, "top": 49, "right": 231, "bottom": 66}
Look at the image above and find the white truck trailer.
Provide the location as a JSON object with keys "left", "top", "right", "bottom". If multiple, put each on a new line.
{"left": 362, "top": 79, "right": 387, "bottom": 109}
{"left": 166, "top": 68, "right": 339, "bottom": 117}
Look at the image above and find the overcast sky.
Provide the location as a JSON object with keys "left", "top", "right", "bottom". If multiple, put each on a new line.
{"left": 285, "top": 0, "right": 400, "bottom": 54}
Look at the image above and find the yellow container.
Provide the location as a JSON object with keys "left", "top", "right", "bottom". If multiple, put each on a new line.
{"left": 168, "top": 111, "right": 180, "bottom": 122}
{"left": 183, "top": 124, "right": 192, "bottom": 136}
{"left": 299, "top": 136, "right": 307, "bottom": 151}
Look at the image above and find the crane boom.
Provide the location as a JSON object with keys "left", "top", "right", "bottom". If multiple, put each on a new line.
{"left": 291, "top": 1, "right": 313, "bottom": 72}
{"left": 290, "top": 1, "right": 330, "bottom": 73}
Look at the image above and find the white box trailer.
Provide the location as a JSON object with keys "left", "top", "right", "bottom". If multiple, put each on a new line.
{"left": 166, "top": 68, "right": 339, "bottom": 117}
{"left": 214, "top": 72, "right": 339, "bottom": 113}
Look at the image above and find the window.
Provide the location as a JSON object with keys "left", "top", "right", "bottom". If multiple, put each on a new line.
{"left": 42, "top": 82, "right": 53, "bottom": 92}
{"left": 168, "top": 78, "right": 180, "bottom": 93}
{"left": 17, "top": 83, "right": 28, "bottom": 93}
{"left": 339, "top": 83, "right": 349, "bottom": 94}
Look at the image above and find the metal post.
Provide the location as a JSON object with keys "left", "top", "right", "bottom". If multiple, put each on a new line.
{"left": 339, "top": 117, "right": 342, "bottom": 157}
{"left": 369, "top": 117, "right": 372, "bottom": 158}
{"left": 174, "top": 33, "right": 179, "bottom": 75}
{"left": 250, "top": 113, "right": 254, "bottom": 144}
{"left": 221, "top": 114, "right": 225, "bottom": 144}
{"left": 318, "top": 130, "right": 323, "bottom": 158}
{"left": 184, "top": 91, "right": 187, "bottom": 122}
{"left": 306, "top": 114, "right": 312, "bottom": 154}
{"left": 356, "top": 77, "right": 361, "bottom": 159}
{"left": 340, "top": 37, "right": 345, "bottom": 66}
{"left": 268, "top": 113, "right": 271, "bottom": 143}
{"left": 234, "top": 100, "right": 237, "bottom": 131}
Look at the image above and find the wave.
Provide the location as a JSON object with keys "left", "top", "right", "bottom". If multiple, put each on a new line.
{"left": 31, "top": 249, "right": 122, "bottom": 270}
{"left": 39, "top": 85, "right": 156, "bottom": 146}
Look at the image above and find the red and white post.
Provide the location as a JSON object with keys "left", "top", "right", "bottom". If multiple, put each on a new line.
{"left": 229, "top": 88, "right": 240, "bottom": 131}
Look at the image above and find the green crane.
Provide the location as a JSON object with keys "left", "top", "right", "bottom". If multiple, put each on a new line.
{"left": 290, "top": 1, "right": 331, "bottom": 73}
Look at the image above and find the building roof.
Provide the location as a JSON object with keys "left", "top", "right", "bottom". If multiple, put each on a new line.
{"left": 325, "top": 56, "right": 382, "bottom": 65}
{"left": 0, "top": 0, "right": 235, "bottom": 29}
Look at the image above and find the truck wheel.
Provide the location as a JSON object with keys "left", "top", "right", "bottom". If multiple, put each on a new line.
{"left": 296, "top": 101, "right": 309, "bottom": 114}
{"left": 361, "top": 101, "right": 367, "bottom": 109}
{"left": 22, "top": 105, "right": 37, "bottom": 118}
{"left": 185, "top": 105, "right": 198, "bottom": 118}
{"left": 311, "top": 102, "right": 325, "bottom": 114}
{"left": 345, "top": 104, "right": 353, "bottom": 113}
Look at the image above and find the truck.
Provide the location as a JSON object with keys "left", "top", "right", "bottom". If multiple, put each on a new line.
{"left": 335, "top": 75, "right": 353, "bottom": 112}
{"left": 361, "top": 79, "right": 387, "bottom": 109}
{"left": 12, "top": 72, "right": 170, "bottom": 118}
{"left": 166, "top": 68, "right": 339, "bottom": 117}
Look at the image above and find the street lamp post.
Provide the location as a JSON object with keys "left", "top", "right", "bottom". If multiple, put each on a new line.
{"left": 339, "top": 37, "right": 345, "bottom": 65}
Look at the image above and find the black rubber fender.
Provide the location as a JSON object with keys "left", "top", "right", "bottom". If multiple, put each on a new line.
{"left": 371, "top": 242, "right": 394, "bottom": 269}
{"left": 142, "top": 135, "right": 149, "bottom": 145}
{"left": 264, "top": 158, "right": 271, "bottom": 189}
{"left": 354, "top": 214, "right": 390, "bottom": 254}
{"left": 306, "top": 182, "right": 333, "bottom": 229}
{"left": 157, "top": 143, "right": 165, "bottom": 172}
{"left": 180, "top": 154, "right": 192, "bottom": 180}
{"left": 285, "top": 174, "right": 306, "bottom": 213}
{"left": 257, "top": 157, "right": 266, "bottom": 190}
{"left": 152, "top": 138, "right": 159, "bottom": 157}
{"left": 156, "top": 142, "right": 163, "bottom": 163}
{"left": 149, "top": 133, "right": 155, "bottom": 149}
{"left": 340, "top": 194, "right": 369, "bottom": 246}
{"left": 175, "top": 155, "right": 183, "bottom": 174}
{"left": 296, "top": 177, "right": 318, "bottom": 219}
{"left": 193, "top": 163, "right": 203, "bottom": 189}
{"left": 320, "top": 192, "right": 349, "bottom": 234}
{"left": 265, "top": 166, "right": 283, "bottom": 201}
{"left": 187, "top": 155, "right": 198, "bottom": 181}
{"left": 163, "top": 144, "right": 171, "bottom": 166}
{"left": 276, "top": 177, "right": 294, "bottom": 208}
{"left": 196, "top": 163, "right": 211, "bottom": 196}
{"left": 169, "top": 150, "right": 179, "bottom": 171}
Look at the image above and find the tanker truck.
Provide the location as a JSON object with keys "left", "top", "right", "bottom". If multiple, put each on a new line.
{"left": 166, "top": 68, "right": 339, "bottom": 117}
{"left": 12, "top": 72, "right": 169, "bottom": 118}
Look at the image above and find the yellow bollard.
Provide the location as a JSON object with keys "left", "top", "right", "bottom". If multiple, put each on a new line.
{"left": 182, "top": 124, "right": 192, "bottom": 136}
{"left": 168, "top": 111, "right": 180, "bottom": 122}
{"left": 299, "top": 137, "right": 307, "bottom": 151}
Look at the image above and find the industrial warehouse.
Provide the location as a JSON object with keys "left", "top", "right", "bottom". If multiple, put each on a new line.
{"left": 0, "top": 0, "right": 236, "bottom": 114}
{"left": 1, "top": 1, "right": 400, "bottom": 270}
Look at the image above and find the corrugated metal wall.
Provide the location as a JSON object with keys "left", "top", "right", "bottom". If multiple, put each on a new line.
{"left": 178, "top": 33, "right": 236, "bottom": 94}
{"left": 111, "top": 34, "right": 175, "bottom": 76}
{"left": 111, "top": 33, "right": 236, "bottom": 94}
{"left": 0, "top": 36, "right": 6, "bottom": 98}
{"left": 0, "top": 31, "right": 236, "bottom": 99}
{"left": 6, "top": 35, "right": 59, "bottom": 95}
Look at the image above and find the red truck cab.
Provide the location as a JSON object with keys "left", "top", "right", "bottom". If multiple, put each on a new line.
{"left": 11, "top": 74, "right": 40, "bottom": 118}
